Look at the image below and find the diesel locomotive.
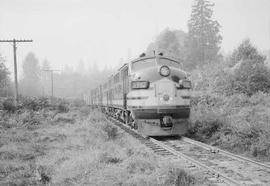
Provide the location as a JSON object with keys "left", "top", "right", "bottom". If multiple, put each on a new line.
{"left": 87, "top": 53, "right": 192, "bottom": 136}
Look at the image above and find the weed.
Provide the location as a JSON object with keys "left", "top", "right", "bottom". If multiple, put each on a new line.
{"left": 99, "top": 152, "right": 122, "bottom": 164}
{"left": 175, "top": 169, "right": 195, "bottom": 186}
{"left": 57, "top": 102, "right": 69, "bottom": 113}
{"left": 103, "top": 123, "right": 119, "bottom": 140}
{"left": 53, "top": 113, "right": 75, "bottom": 124}
{"left": 2, "top": 98, "right": 16, "bottom": 112}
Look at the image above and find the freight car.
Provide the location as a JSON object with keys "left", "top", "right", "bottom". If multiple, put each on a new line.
{"left": 88, "top": 53, "right": 192, "bottom": 136}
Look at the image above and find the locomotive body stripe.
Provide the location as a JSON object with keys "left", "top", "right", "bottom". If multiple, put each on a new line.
{"left": 127, "top": 105, "right": 189, "bottom": 109}
{"left": 181, "top": 96, "right": 190, "bottom": 99}
{"left": 127, "top": 96, "right": 148, "bottom": 100}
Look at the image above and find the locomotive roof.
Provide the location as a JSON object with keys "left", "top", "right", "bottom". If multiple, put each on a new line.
{"left": 131, "top": 55, "right": 182, "bottom": 64}
{"left": 118, "top": 63, "right": 128, "bottom": 71}
{"left": 93, "top": 55, "right": 183, "bottom": 91}
{"left": 117, "top": 55, "right": 182, "bottom": 72}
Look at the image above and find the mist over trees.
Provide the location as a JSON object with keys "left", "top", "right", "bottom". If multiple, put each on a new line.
{"left": 50, "top": 62, "right": 113, "bottom": 98}
{"left": 146, "top": 29, "right": 187, "bottom": 59}
{"left": 145, "top": 0, "right": 222, "bottom": 71}
{"left": 144, "top": 0, "right": 270, "bottom": 97}
{"left": 20, "top": 52, "right": 42, "bottom": 97}
{"left": 1, "top": 0, "right": 269, "bottom": 100}
{"left": 17, "top": 54, "right": 114, "bottom": 99}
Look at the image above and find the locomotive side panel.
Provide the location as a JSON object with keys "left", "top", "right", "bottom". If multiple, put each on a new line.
{"left": 120, "top": 65, "right": 129, "bottom": 109}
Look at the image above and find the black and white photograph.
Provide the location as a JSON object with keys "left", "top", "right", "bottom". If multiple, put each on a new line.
{"left": 0, "top": 0, "right": 270, "bottom": 185}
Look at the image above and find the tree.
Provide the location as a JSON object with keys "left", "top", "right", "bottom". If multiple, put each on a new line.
{"left": 185, "top": 0, "right": 222, "bottom": 69}
{"left": 229, "top": 39, "right": 265, "bottom": 67}
{"left": 216, "top": 39, "right": 270, "bottom": 95}
{"left": 146, "top": 28, "right": 187, "bottom": 60}
{"left": 20, "top": 52, "right": 41, "bottom": 96}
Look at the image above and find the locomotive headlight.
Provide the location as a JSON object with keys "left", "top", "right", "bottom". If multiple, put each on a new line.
{"left": 178, "top": 80, "right": 192, "bottom": 89}
{"left": 159, "top": 65, "right": 170, "bottom": 77}
{"left": 163, "top": 94, "right": 170, "bottom": 101}
{"left": 131, "top": 81, "right": 149, "bottom": 89}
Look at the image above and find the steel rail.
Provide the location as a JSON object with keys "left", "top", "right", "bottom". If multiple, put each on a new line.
{"left": 182, "top": 137, "right": 270, "bottom": 170}
{"left": 150, "top": 138, "right": 242, "bottom": 186}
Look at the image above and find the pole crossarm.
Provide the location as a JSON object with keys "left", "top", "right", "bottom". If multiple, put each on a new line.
{"left": 0, "top": 39, "right": 33, "bottom": 42}
{"left": 42, "top": 69, "right": 60, "bottom": 72}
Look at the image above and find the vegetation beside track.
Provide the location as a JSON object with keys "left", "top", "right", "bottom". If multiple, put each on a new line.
{"left": 187, "top": 40, "right": 270, "bottom": 161}
{"left": 188, "top": 92, "right": 270, "bottom": 161}
{"left": 0, "top": 97, "right": 203, "bottom": 186}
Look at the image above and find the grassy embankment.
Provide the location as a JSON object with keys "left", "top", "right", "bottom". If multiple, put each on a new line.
{"left": 0, "top": 97, "right": 203, "bottom": 186}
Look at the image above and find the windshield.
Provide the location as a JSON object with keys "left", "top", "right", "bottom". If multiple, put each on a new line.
{"left": 131, "top": 57, "right": 181, "bottom": 72}
{"left": 131, "top": 58, "right": 155, "bottom": 71}
{"left": 159, "top": 58, "right": 180, "bottom": 68}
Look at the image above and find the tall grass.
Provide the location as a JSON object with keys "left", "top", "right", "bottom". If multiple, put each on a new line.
{"left": 0, "top": 99, "right": 201, "bottom": 186}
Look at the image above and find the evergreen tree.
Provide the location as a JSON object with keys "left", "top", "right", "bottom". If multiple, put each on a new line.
{"left": 20, "top": 52, "right": 41, "bottom": 96}
{"left": 185, "top": 0, "right": 222, "bottom": 69}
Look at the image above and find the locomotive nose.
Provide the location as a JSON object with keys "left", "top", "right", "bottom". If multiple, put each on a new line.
{"left": 156, "top": 78, "right": 175, "bottom": 105}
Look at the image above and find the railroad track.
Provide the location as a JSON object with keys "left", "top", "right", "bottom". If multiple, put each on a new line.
{"left": 181, "top": 137, "right": 270, "bottom": 170}
{"left": 105, "top": 115, "right": 270, "bottom": 186}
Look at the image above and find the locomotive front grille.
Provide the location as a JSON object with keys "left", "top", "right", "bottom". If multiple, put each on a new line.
{"left": 131, "top": 105, "right": 190, "bottom": 119}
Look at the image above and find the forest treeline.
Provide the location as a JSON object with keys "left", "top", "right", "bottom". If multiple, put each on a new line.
{"left": 0, "top": 0, "right": 270, "bottom": 99}
{"left": 0, "top": 53, "right": 114, "bottom": 98}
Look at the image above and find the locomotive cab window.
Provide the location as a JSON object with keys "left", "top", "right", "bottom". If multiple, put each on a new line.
{"left": 158, "top": 58, "right": 180, "bottom": 69}
{"left": 131, "top": 58, "right": 155, "bottom": 71}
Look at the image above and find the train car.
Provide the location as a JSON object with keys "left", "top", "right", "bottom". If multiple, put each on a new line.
{"left": 89, "top": 53, "right": 192, "bottom": 136}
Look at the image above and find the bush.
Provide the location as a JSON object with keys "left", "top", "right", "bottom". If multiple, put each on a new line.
{"left": 56, "top": 102, "right": 69, "bottom": 113}
{"left": 231, "top": 60, "right": 270, "bottom": 95}
{"left": 70, "top": 99, "right": 85, "bottom": 107}
{"left": 53, "top": 113, "right": 75, "bottom": 124}
{"left": 19, "top": 97, "right": 50, "bottom": 111}
{"left": 103, "top": 124, "right": 119, "bottom": 140}
{"left": 214, "top": 39, "right": 270, "bottom": 96}
{"left": 2, "top": 98, "right": 16, "bottom": 112}
{"left": 175, "top": 169, "right": 195, "bottom": 186}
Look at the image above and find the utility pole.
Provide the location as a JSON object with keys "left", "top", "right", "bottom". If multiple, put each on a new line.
{"left": 42, "top": 69, "right": 60, "bottom": 101}
{"left": 0, "top": 39, "right": 33, "bottom": 106}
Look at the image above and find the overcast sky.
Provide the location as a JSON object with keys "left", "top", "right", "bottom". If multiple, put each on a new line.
{"left": 0, "top": 0, "right": 269, "bottom": 76}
